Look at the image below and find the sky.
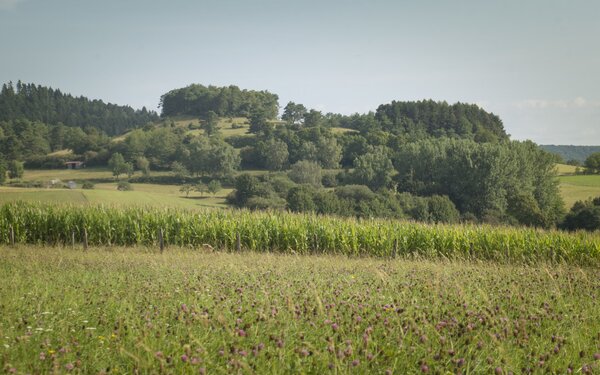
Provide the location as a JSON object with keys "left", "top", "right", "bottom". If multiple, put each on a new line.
{"left": 1, "top": 0, "right": 599, "bottom": 145}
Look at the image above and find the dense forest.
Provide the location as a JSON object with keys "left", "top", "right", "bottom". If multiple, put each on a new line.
{"left": 540, "top": 144, "right": 600, "bottom": 164}
{"left": 1, "top": 81, "right": 588, "bottom": 229}
{"left": 159, "top": 84, "right": 279, "bottom": 119}
{"left": 0, "top": 81, "right": 158, "bottom": 135}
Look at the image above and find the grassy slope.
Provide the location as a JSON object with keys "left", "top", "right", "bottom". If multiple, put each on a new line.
{"left": 559, "top": 174, "right": 600, "bottom": 208}
{"left": 177, "top": 116, "right": 251, "bottom": 138}
{"left": 555, "top": 163, "right": 578, "bottom": 175}
{"left": 0, "top": 247, "right": 598, "bottom": 374}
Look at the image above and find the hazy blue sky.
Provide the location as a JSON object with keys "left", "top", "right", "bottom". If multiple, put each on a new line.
{"left": 1, "top": 0, "right": 599, "bottom": 144}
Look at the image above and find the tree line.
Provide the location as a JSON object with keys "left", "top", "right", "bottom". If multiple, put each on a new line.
{"left": 224, "top": 137, "right": 564, "bottom": 228}
{"left": 0, "top": 81, "right": 158, "bottom": 135}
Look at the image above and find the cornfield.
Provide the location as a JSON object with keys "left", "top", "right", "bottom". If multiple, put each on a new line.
{"left": 1, "top": 202, "right": 599, "bottom": 264}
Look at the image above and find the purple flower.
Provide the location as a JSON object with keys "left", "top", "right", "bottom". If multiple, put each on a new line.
{"left": 181, "top": 354, "right": 189, "bottom": 363}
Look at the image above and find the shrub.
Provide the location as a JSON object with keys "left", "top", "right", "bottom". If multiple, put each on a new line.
{"left": 288, "top": 160, "right": 322, "bottom": 187}
{"left": 287, "top": 185, "right": 317, "bottom": 212}
{"left": 265, "top": 174, "right": 296, "bottom": 197}
{"left": 334, "top": 185, "right": 375, "bottom": 201}
{"left": 82, "top": 181, "right": 95, "bottom": 190}
{"left": 246, "top": 196, "right": 286, "bottom": 210}
{"left": 322, "top": 173, "right": 338, "bottom": 188}
{"left": 427, "top": 195, "right": 460, "bottom": 224}
{"left": 117, "top": 181, "right": 133, "bottom": 191}
{"left": 561, "top": 197, "right": 600, "bottom": 231}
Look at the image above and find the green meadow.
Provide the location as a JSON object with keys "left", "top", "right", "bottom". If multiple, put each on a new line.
{"left": 0, "top": 247, "right": 598, "bottom": 374}
{"left": 559, "top": 174, "right": 600, "bottom": 209}
{"left": 0, "top": 184, "right": 231, "bottom": 209}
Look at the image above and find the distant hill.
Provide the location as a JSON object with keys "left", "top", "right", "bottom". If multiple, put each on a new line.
{"left": 0, "top": 81, "right": 159, "bottom": 135}
{"left": 539, "top": 145, "right": 600, "bottom": 163}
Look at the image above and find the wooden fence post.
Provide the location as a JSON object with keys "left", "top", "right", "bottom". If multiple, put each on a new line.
{"left": 83, "top": 228, "right": 88, "bottom": 251}
{"left": 393, "top": 238, "right": 398, "bottom": 258}
{"left": 9, "top": 225, "right": 15, "bottom": 246}
{"left": 236, "top": 232, "right": 241, "bottom": 252}
{"left": 71, "top": 231, "right": 75, "bottom": 249}
{"left": 313, "top": 233, "right": 319, "bottom": 252}
{"left": 159, "top": 228, "right": 164, "bottom": 253}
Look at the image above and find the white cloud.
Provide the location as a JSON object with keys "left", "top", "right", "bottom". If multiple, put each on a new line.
{"left": 0, "top": 0, "right": 25, "bottom": 10}
{"left": 515, "top": 97, "right": 600, "bottom": 110}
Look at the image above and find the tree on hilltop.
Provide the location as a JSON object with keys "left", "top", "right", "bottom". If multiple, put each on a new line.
{"left": 584, "top": 152, "right": 600, "bottom": 174}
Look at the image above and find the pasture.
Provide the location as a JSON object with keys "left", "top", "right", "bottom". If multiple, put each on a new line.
{"left": 554, "top": 163, "right": 578, "bottom": 175}
{"left": 2, "top": 167, "right": 232, "bottom": 209}
{"left": 0, "top": 247, "right": 598, "bottom": 374}
{"left": 558, "top": 174, "right": 600, "bottom": 209}
{"left": 0, "top": 184, "right": 231, "bottom": 209}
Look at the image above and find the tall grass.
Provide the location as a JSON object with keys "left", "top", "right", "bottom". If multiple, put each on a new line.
{"left": 0, "top": 202, "right": 598, "bottom": 264}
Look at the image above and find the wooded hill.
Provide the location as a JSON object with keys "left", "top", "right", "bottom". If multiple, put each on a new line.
{"left": 0, "top": 81, "right": 158, "bottom": 135}
{"left": 0, "top": 81, "right": 574, "bottom": 229}
{"left": 540, "top": 145, "right": 600, "bottom": 163}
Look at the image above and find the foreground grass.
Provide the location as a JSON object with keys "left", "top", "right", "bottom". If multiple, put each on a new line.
{"left": 0, "top": 247, "right": 598, "bottom": 374}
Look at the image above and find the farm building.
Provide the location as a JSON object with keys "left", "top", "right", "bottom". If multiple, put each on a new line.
{"left": 65, "top": 161, "right": 84, "bottom": 169}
